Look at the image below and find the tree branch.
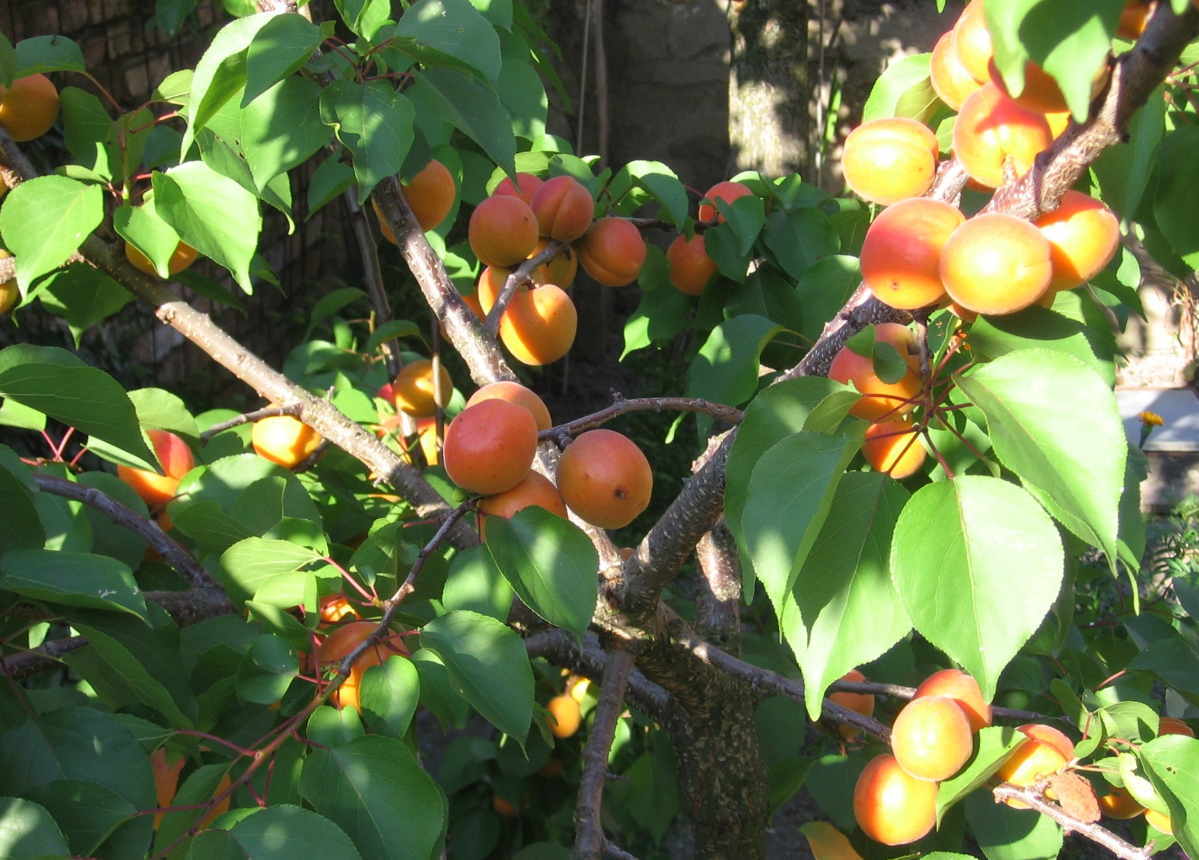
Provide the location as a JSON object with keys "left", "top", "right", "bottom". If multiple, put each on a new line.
{"left": 541, "top": 396, "right": 742, "bottom": 445}
{"left": 0, "top": 635, "right": 88, "bottom": 680}
{"left": 694, "top": 518, "right": 742, "bottom": 654}
{"left": 572, "top": 647, "right": 634, "bottom": 860}
{"left": 991, "top": 783, "right": 1152, "bottom": 860}
{"left": 484, "top": 240, "right": 570, "bottom": 334}
{"left": 344, "top": 188, "right": 401, "bottom": 378}
{"left": 199, "top": 403, "right": 300, "bottom": 442}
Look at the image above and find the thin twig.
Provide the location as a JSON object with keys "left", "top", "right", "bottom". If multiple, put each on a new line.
{"left": 572, "top": 647, "right": 634, "bottom": 860}
{"left": 0, "top": 635, "right": 88, "bottom": 679}
{"left": 484, "top": 240, "right": 570, "bottom": 334}
{"left": 345, "top": 188, "right": 401, "bottom": 378}
{"left": 540, "top": 395, "right": 743, "bottom": 444}
{"left": 200, "top": 403, "right": 300, "bottom": 442}
{"left": 381, "top": 500, "right": 476, "bottom": 612}
{"left": 991, "top": 783, "right": 1152, "bottom": 860}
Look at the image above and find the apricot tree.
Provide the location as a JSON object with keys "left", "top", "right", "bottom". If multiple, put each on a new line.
{"left": 1, "top": 1, "right": 1199, "bottom": 859}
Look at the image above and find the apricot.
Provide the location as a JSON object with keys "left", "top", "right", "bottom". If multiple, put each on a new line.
{"left": 952, "top": 0, "right": 993, "bottom": 83}
{"left": 530, "top": 175, "right": 595, "bottom": 242}
{"left": 479, "top": 470, "right": 568, "bottom": 538}
{"left": 466, "top": 381, "right": 553, "bottom": 432}
{"left": 125, "top": 240, "right": 199, "bottom": 278}
{"left": 576, "top": 217, "right": 647, "bottom": 287}
{"left": 995, "top": 723, "right": 1075, "bottom": 808}
{"left": 402, "top": 159, "right": 456, "bottom": 232}
{"left": 892, "top": 695, "right": 975, "bottom": 782}
{"left": 150, "top": 747, "right": 185, "bottom": 829}
{"left": 197, "top": 772, "right": 232, "bottom": 829}
{"left": 953, "top": 82, "right": 1053, "bottom": 189}
{"left": 377, "top": 414, "right": 440, "bottom": 466}
{"left": 556, "top": 429, "right": 653, "bottom": 530}
{"left": 666, "top": 233, "right": 718, "bottom": 295}
{"left": 318, "top": 620, "right": 409, "bottom": 712}
{"left": 547, "top": 694, "right": 582, "bottom": 739}
{"left": 117, "top": 429, "right": 195, "bottom": 510}
{"left": 469, "top": 195, "right": 539, "bottom": 268}
{"left": 1046, "top": 111, "right": 1071, "bottom": 139}
{"left": 828, "top": 323, "right": 923, "bottom": 421}
{"left": 0, "top": 251, "right": 16, "bottom": 315}
{"left": 1118, "top": 1, "right": 1154, "bottom": 39}
{"left": 499, "top": 284, "right": 578, "bottom": 366}
{"left": 392, "top": 358, "right": 453, "bottom": 418}
{"left": 913, "top": 668, "right": 992, "bottom": 731}
{"left": 941, "top": 213, "right": 1053, "bottom": 315}
{"left": 530, "top": 238, "right": 578, "bottom": 288}
{"left": 0, "top": 74, "right": 60, "bottom": 142}
{"left": 475, "top": 265, "right": 512, "bottom": 313}
{"left": 697, "top": 180, "right": 753, "bottom": 222}
{"left": 493, "top": 172, "right": 544, "bottom": 206}
{"left": 989, "top": 59, "right": 1068, "bottom": 115}
{"left": 1034, "top": 191, "right": 1121, "bottom": 291}
{"left": 863, "top": 419, "right": 927, "bottom": 479}
{"left": 1098, "top": 786, "right": 1145, "bottom": 820}
{"left": 1145, "top": 807, "right": 1173, "bottom": 835}
{"left": 443, "top": 399, "right": 538, "bottom": 495}
{"left": 493, "top": 795, "right": 519, "bottom": 817}
{"left": 251, "top": 414, "right": 323, "bottom": 469}
{"left": 860, "top": 198, "right": 964, "bottom": 310}
{"left": 828, "top": 669, "right": 875, "bottom": 740}
{"left": 1159, "top": 716, "right": 1195, "bottom": 737}
{"left": 318, "top": 594, "right": 357, "bottom": 625}
{"left": 930, "top": 31, "right": 982, "bottom": 111}
{"left": 842, "top": 118, "right": 940, "bottom": 205}
{"left": 853, "top": 754, "right": 938, "bottom": 845}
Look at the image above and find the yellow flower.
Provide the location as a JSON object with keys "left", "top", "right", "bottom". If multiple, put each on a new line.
{"left": 1139, "top": 411, "right": 1164, "bottom": 427}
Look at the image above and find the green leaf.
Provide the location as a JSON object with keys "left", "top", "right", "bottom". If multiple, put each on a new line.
{"left": 305, "top": 287, "right": 367, "bottom": 339}
{"left": 964, "top": 789, "right": 1062, "bottom": 860}
{"left": 242, "top": 77, "right": 331, "bottom": 192}
{"left": 182, "top": 12, "right": 274, "bottom": 152}
{"left": 936, "top": 726, "right": 1026, "bottom": 823}
{"left": 37, "top": 264, "right": 134, "bottom": 346}
{"left": 398, "top": 0, "right": 502, "bottom": 82}
{"left": 891, "top": 477, "right": 1064, "bottom": 701}
{"left": 806, "top": 753, "right": 867, "bottom": 832}
{"left": 217, "top": 538, "right": 323, "bottom": 606}
{"left": 794, "top": 256, "right": 861, "bottom": 345}
{"left": 622, "top": 243, "right": 691, "bottom": 357}
{"left": 307, "top": 156, "right": 356, "bottom": 218}
{"left": 410, "top": 69, "right": 516, "bottom": 178}
{"left": 410, "top": 649, "right": 471, "bottom": 729}
{"left": 498, "top": 36, "right": 547, "bottom": 140}
{"left": 364, "top": 319, "right": 422, "bottom": 355}
{"left": 300, "top": 736, "right": 443, "bottom": 860}
{"left": 863, "top": 54, "right": 932, "bottom": 122}
{"left": 1091, "top": 86, "right": 1165, "bottom": 225}
{"left": 627, "top": 161, "right": 688, "bottom": 229}
{"left": 14, "top": 36, "right": 86, "bottom": 75}
{"left": 420, "top": 610, "right": 533, "bottom": 739}
{"left": 1129, "top": 638, "right": 1199, "bottom": 698}
{"left": 1152, "top": 126, "right": 1199, "bottom": 269}
{"left": 236, "top": 634, "right": 299, "bottom": 705}
{"left": 0, "top": 796, "right": 70, "bottom": 859}
{"left": 955, "top": 349, "right": 1125, "bottom": 563}
{"left": 334, "top": 0, "right": 391, "bottom": 39}
{"left": 154, "top": 763, "right": 232, "bottom": 853}
{"left": 484, "top": 509, "right": 598, "bottom": 640}
{"left": 1141, "top": 734, "right": 1199, "bottom": 858}
{"left": 360, "top": 657, "right": 421, "bottom": 740}
{"left": 686, "top": 315, "right": 783, "bottom": 428}
{"left": 243, "top": 14, "right": 323, "bottom": 105}
{"left": 0, "top": 549, "right": 148, "bottom": 619}
{"left": 0, "top": 457, "right": 44, "bottom": 554}
{"left": 22, "top": 779, "right": 144, "bottom": 858}
{"left": 211, "top": 804, "right": 364, "bottom": 860}
{"left": 443, "top": 546, "right": 514, "bottom": 621}
{"left": 966, "top": 308, "right": 1115, "bottom": 386}
{"left": 0, "top": 176, "right": 104, "bottom": 290}
{"left": 761, "top": 209, "right": 840, "bottom": 280}
{"left": 320, "top": 80, "right": 415, "bottom": 203}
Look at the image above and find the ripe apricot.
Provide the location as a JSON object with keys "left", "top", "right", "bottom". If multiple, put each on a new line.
{"left": 1145, "top": 807, "right": 1173, "bottom": 835}
{"left": 996, "top": 723, "right": 1075, "bottom": 808}
{"left": 493, "top": 172, "right": 544, "bottom": 206}
{"left": 117, "top": 429, "right": 195, "bottom": 510}
{"left": 576, "top": 217, "right": 647, "bottom": 287}
{"left": 1159, "top": 716, "right": 1195, "bottom": 737}
{"left": 989, "top": 59, "right": 1068, "bottom": 115}
{"left": 930, "top": 31, "right": 982, "bottom": 110}
{"left": 499, "top": 284, "right": 578, "bottom": 366}
{"left": 1046, "top": 111, "right": 1071, "bottom": 139}
{"left": 493, "top": 795, "right": 519, "bottom": 817}
{"left": 940, "top": 213, "right": 1053, "bottom": 315}
{"left": 1098, "top": 786, "right": 1145, "bottom": 820}
{"left": 842, "top": 118, "right": 940, "bottom": 205}
{"left": 479, "top": 470, "right": 568, "bottom": 538}
{"left": 469, "top": 195, "right": 539, "bottom": 268}
{"left": 318, "top": 594, "right": 357, "bottom": 625}
{"left": 829, "top": 669, "right": 875, "bottom": 740}
{"left": 377, "top": 414, "right": 440, "bottom": 466}
{"left": 466, "top": 381, "right": 552, "bottom": 432}
{"left": 251, "top": 413, "right": 323, "bottom": 469}
{"left": 913, "top": 668, "right": 992, "bottom": 732}
{"left": 892, "top": 695, "right": 975, "bottom": 782}
{"left": 853, "top": 754, "right": 938, "bottom": 845}
{"left": 698, "top": 180, "right": 753, "bottom": 222}
{"left": 530, "top": 238, "right": 578, "bottom": 288}
{"left": 863, "top": 419, "right": 927, "bottom": 479}
{"left": 125, "top": 240, "right": 199, "bottom": 278}
{"left": 0, "top": 74, "right": 60, "bottom": 142}
{"left": 860, "top": 198, "right": 964, "bottom": 310}
{"left": 150, "top": 747, "right": 185, "bottom": 829}
{"left": 547, "top": 694, "right": 582, "bottom": 738}
{"left": 318, "top": 620, "right": 409, "bottom": 712}
{"left": 475, "top": 265, "right": 512, "bottom": 313}
{"left": 952, "top": 0, "right": 993, "bottom": 83}
{"left": 393, "top": 359, "right": 452, "bottom": 418}
{"left": 556, "top": 429, "right": 653, "bottom": 530}
{"left": 443, "top": 399, "right": 538, "bottom": 495}
{"left": 953, "top": 83, "right": 1053, "bottom": 189}
{"left": 1034, "top": 191, "right": 1121, "bottom": 291}
{"left": 530, "top": 175, "right": 594, "bottom": 242}
{"left": 403, "top": 159, "right": 456, "bottom": 232}
{"left": 801, "top": 822, "right": 866, "bottom": 860}
{"left": 828, "top": 322, "right": 923, "bottom": 421}
{"left": 1118, "top": 1, "right": 1154, "bottom": 39}
{"left": 666, "top": 233, "right": 718, "bottom": 295}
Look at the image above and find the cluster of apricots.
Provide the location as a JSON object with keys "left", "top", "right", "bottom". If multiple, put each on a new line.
{"left": 0, "top": 72, "right": 60, "bottom": 143}
{"left": 1098, "top": 717, "right": 1194, "bottom": 835}
{"left": 844, "top": 0, "right": 1121, "bottom": 319}
{"left": 664, "top": 179, "right": 752, "bottom": 295}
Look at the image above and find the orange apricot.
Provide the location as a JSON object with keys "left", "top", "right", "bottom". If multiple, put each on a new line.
{"left": 556, "top": 429, "right": 653, "bottom": 530}
{"left": 469, "top": 195, "right": 539, "bottom": 268}
{"left": 318, "top": 620, "right": 409, "bottom": 712}
{"left": 576, "top": 217, "right": 647, "bottom": 287}
{"left": 853, "top": 754, "right": 938, "bottom": 845}
{"left": 860, "top": 198, "right": 965, "bottom": 310}
{"left": 478, "top": 470, "right": 568, "bottom": 538}
{"left": 125, "top": 240, "right": 199, "bottom": 278}
{"left": 953, "top": 82, "right": 1053, "bottom": 189}
{"left": 530, "top": 175, "right": 595, "bottom": 242}
{"left": 842, "top": 117, "right": 940, "bottom": 205}
{"left": 1098, "top": 786, "right": 1145, "bottom": 820}
{"left": 892, "top": 695, "right": 975, "bottom": 782}
{"left": 1033, "top": 190, "right": 1121, "bottom": 291}
{"left": 197, "top": 772, "right": 232, "bottom": 829}
{"left": 913, "top": 668, "right": 992, "bottom": 732}
{"left": 443, "top": 399, "right": 538, "bottom": 495}
{"left": 529, "top": 237, "right": 578, "bottom": 288}
{"left": 251, "top": 414, "right": 323, "bottom": 469}
{"left": 377, "top": 414, "right": 440, "bottom": 466}
{"left": 150, "top": 747, "right": 185, "bottom": 829}
{"left": 829, "top": 669, "right": 875, "bottom": 740}
{"left": 0, "top": 74, "right": 60, "bottom": 142}
{"left": 666, "top": 233, "right": 718, "bottom": 295}
{"left": 318, "top": 594, "right": 357, "bottom": 625}
{"left": 989, "top": 58, "right": 1068, "bottom": 115}
{"left": 499, "top": 284, "right": 578, "bottom": 366}
{"left": 466, "top": 381, "right": 553, "bottom": 432}
{"left": 1159, "top": 716, "right": 1195, "bottom": 737}
{"left": 475, "top": 265, "right": 511, "bottom": 313}
{"left": 1046, "top": 110, "right": 1071, "bottom": 139}
{"left": 1145, "top": 807, "right": 1173, "bottom": 835}
{"left": 547, "top": 694, "right": 582, "bottom": 739}
{"left": 952, "top": 0, "right": 993, "bottom": 83}
{"left": 1118, "top": 1, "right": 1154, "bottom": 40}
{"left": 493, "top": 795, "right": 519, "bottom": 817}
{"left": 698, "top": 180, "right": 753, "bottom": 222}
{"left": 995, "top": 723, "right": 1075, "bottom": 808}
{"left": 930, "top": 31, "right": 982, "bottom": 110}
{"left": 493, "top": 172, "right": 544, "bottom": 206}
{"left": 940, "top": 213, "right": 1053, "bottom": 315}
{"left": 117, "top": 429, "right": 195, "bottom": 510}
{"left": 828, "top": 330, "right": 923, "bottom": 423}
{"left": 393, "top": 359, "right": 453, "bottom": 418}
{"left": 403, "top": 159, "right": 456, "bottom": 232}
{"left": 863, "top": 419, "right": 927, "bottom": 479}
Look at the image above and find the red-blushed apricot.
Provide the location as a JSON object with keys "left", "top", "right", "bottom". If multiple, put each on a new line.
{"left": 989, "top": 58, "right": 1068, "bottom": 114}
{"left": 1033, "top": 191, "right": 1120, "bottom": 291}
{"left": 493, "top": 172, "right": 544, "bottom": 206}
{"left": 466, "top": 381, "right": 552, "bottom": 432}
{"left": 853, "top": 754, "right": 938, "bottom": 845}
{"left": 828, "top": 323, "right": 923, "bottom": 422}
{"left": 666, "top": 233, "right": 718, "bottom": 295}
{"left": 941, "top": 213, "right": 1054, "bottom": 315}
{"left": 475, "top": 265, "right": 511, "bottom": 313}
{"left": 698, "top": 180, "right": 753, "bottom": 222}
{"left": 479, "top": 470, "right": 568, "bottom": 538}
{"left": 913, "top": 668, "right": 992, "bottom": 732}
{"left": 892, "top": 695, "right": 975, "bottom": 782}
{"left": 576, "top": 217, "right": 647, "bottom": 287}
{"left": 1118, "top": 1, "right": 1154, "bottom": 39}
{"left": 251, "top": 414, "right": 323, "bottom": 469}
{"left": 953, "top": 82, "right": 1053, "bottom": 189}
{"left": 952, "top": 0, "right": 993, "bottom": 83}
{"left": 860, "top": 198, "right": 965, "bottom": 310}
{"left": 842, "top": 117, "right": 940, "bottom": 205}
{"left": 443, "top": 400, "right": 538, "bottom": 495}
{"left": 469, "top": 195, "right": 539, "bottom": 268}
{"left": 499, "top": 284, "right": 578, "bottom": 366}
{"left": 126, "top": 240, "right": 199, "bottom": 278}
{"left": 403, "top": 159, "right": 456, "bottom": 232}
{"left": 829, "top": 669, "right": 875, "bottom": 740}
{"left": 862, "top": 419, "right": 927, "bottom": 479}
{"left": 318, "top": 620, "right": 409, "bottom": 712}
{"left": 1160, "top": 716, "right": 1195, "bottom": 737}
{"left": 318, "top": 594, "right": 357, "bottom": 625}
{"left": 1098, "top": 786, "right": 1145, "bottom": 820}
{"left": 530, "top": 175, "right": 595, "bottom": 242}
{"left": 1145, "top": 807, "right": 1174, "bottom": 835}
{"left": 556, "top": 429, "right": 653, "bottom": 530}
{"left": 117, "top": 429, "right": 195, "bottom": 510}
{"left": 995, "top": 723, "right": 1075, "bottom": 808}
{"left": 547, "top": 694, "right": 582, "bottom": 738}
{"left": 931, "top": 31, "right": 982, "bottom": 110}
{"left": 376, "top": 414, "right": 440, "bottom": 466}
{"left": 150, "top": 747, "right": 185, "bottom": 829}
{"left": 0, "top": 74, "right": 60, "bottom": 142}
{"left": 529, "top": 238, "right": 578, "bottom": 288}
{"left": 801, "top": 822, "right": 866, "bottom": 860}
{"left": 393, "top": 359, "right": 452, "bottom": 418}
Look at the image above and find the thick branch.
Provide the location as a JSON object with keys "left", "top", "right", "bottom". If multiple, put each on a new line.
{"left": 572, "top": 647, "right": 634, "bottom": 860}
{"left": 991, "top": 784, "right": 1152, "bottom": 860}
{"left": 694, "top": 518, "right": 741, "bottom": 654}
{"left": 0, "top": 635, "right": 88, "bottom": 679}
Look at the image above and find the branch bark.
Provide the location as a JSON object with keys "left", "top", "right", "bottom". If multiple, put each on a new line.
{"left": 991, "top": 783, "right": 1153, "bottom": 860}
{"left": 572, "top": 647, "right": 634, "bottom": 860}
